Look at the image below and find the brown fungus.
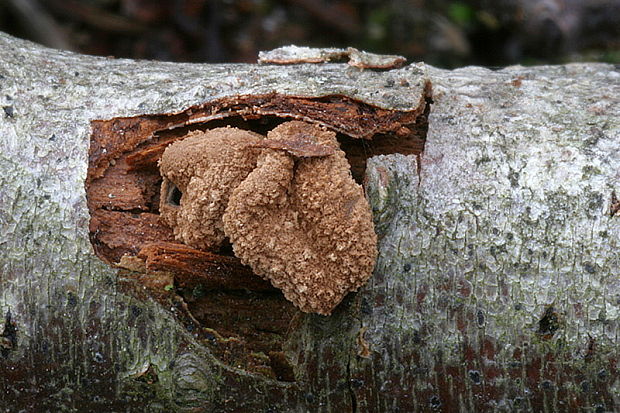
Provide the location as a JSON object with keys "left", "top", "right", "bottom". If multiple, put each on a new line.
{"left": 159, "top": 127, "right": 263, "bottom": 250}
{"left": 159, "top": 121, "right": 378, "bottom": 315}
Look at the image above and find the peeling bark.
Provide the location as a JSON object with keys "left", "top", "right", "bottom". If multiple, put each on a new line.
{"left": 0, "top": 32, "right": 619, "bottom": 412}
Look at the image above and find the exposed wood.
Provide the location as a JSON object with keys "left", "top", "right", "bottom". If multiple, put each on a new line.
{"left": 136, "top": 242, "right": 274, "bottom": 292}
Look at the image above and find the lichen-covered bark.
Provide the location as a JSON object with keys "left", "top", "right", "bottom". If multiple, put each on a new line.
{"left": 356, "top": 65, "right": 620, "bottom": 412}
{"left": 0, "top": 31, "right": 618, "bottom": 412}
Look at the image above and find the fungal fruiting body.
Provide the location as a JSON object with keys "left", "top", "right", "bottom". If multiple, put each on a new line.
{"left": 159, "top": 128, "right": 263, "bottom": 250}
{"left": 159, "top": 121, "right": 377, "bottom": 315}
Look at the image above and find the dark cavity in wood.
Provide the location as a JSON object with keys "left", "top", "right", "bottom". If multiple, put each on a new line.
{"left": 0, "top": 309, "right": 17, "bottom": 359}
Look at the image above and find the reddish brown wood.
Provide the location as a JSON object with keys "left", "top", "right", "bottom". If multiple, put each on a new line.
{"left": 137, "top": 242, "right": 275, "bottom": 292}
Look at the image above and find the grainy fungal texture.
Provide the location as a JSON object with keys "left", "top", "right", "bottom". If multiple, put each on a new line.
{"left": 224, "top": 121, "right": 378, "bottom": 315}
{"left": 160, "top": 121, "right": 378, "bottom": 315}
{"left": 159, "top": 127, "right": 263, "bottom": 250}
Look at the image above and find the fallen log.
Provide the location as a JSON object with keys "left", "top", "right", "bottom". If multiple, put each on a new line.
{"left": 0, "top": 35, "right": 618, "bottom": 412}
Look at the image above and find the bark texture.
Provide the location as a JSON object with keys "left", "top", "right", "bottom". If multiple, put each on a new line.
{"left": 0, "top": 32, "right": 619, "bottom": 412}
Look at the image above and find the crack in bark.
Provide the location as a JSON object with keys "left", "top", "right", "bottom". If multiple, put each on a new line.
{"left": 347, "top": 353, "right": 359, "bottom": 413}
{"left": 0, "top": 309, "right": 17, "bottom": 359}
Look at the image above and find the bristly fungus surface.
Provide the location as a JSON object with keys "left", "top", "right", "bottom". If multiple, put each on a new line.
{"left": 159, "top": 121, "right": 378, "bottom": 315}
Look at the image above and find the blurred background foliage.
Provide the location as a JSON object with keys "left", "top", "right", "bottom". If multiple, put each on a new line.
{"left": 1, "top": 0, "right": 619, "bottom": 67}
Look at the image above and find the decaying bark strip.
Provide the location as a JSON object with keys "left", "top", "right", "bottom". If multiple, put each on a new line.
{"left": 258, "top": 45, "right": 407, "bottom": 69}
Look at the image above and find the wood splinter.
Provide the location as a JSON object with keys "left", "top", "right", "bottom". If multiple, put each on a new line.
{"left": 159, "top": 121, "right": 378, "bottom": 315}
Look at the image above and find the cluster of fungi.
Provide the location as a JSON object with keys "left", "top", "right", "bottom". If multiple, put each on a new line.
{"left": 158, "top": 121, "right": 377, "bottom": 315}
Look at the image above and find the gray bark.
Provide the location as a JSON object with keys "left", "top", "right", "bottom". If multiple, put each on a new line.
{"left": 0, "top": 32, "right": 619, "bottom": 412}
